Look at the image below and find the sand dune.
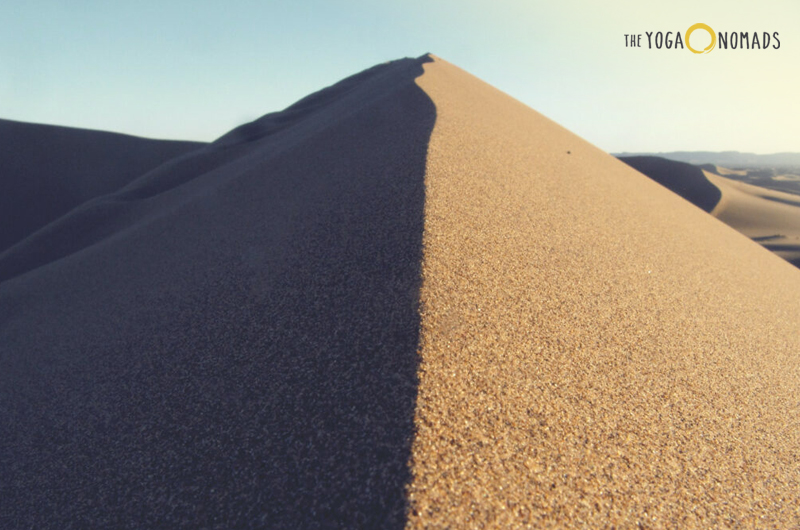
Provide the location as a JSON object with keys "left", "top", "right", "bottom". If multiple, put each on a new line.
{"left": 716, "top": 166, "right": 748, "bottom": 177}
{"left": 1, "top": 55, "right": 799, "bottom": 528}
{"left": 1, "top": 57, "right": 434, "bottom": 528}
{"left": 614, "top": 150, "right": 800, "bottom": 169}
{"left": 619, "top": 155, "right": 800, "bottom": 267}
{"left": 705, "top": 170, "right": 800, "bottom": 265}
{"left": 618, "top": 156, "right": 721, "bottom": 212}
{"left": 408, "top": 57, "right": 800, "bottom": 528}
{"left": 0, "top": 118, "right": 205, "bottom": 254}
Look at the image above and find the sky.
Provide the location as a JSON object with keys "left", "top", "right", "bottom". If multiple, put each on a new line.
{"left": 1, "top": 0, "right": 798, "bottom": 153}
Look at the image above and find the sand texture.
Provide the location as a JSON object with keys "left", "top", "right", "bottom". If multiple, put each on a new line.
{"left": 1, "top": 55, "right": 800, "bottom": 528}
{"left": 407, "top": 57, "right": 800, "bottom": 528}
{"left": 1, "top": 57, "right": 435, "bottom": 528}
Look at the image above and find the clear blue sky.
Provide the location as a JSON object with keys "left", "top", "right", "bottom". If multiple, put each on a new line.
{"left": 2, "top": 0, "right": 798, "bottom": 153}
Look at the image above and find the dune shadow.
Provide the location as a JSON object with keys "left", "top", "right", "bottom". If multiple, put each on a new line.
{"left": 752, "top": 234, "right": 785, "bottom": 242}
{"left": 762, "top": 243, "right": 800, "bottom": 252}
{"left": 760, "top": 195, "right": 800, "bottom": 208}
{"left": 0, "top": 55, "right": 434, "bottom": 528}
{"left": 618, "top": 156, "right": 722, "bottom": 213}
{"left": 0, "top": 119, "right": 204, "bottom": 255}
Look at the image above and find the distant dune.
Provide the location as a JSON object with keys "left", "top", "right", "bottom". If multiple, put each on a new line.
{"left": 618, "top": 156, "right": 721, "bottom": 212}
{"left": 2, "top": 55, "right": 799, "bottom": 528}
{"left": 706, "top": 163, "right": 800, "bottom": 197}
{"left": 0, "top": 119, "right": 205, "bottom": 253}
{"left": 619, "top": 155, "right": 800, "bottom": 267}
{"left": 705, "top": 170, "right": 800, "bottom": 266}
{"left": 614, "top": 150, "right": 800, "bottom": 169}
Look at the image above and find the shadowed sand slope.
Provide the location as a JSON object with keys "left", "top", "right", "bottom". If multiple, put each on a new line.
{"left": 407, "top": 57, "right": 800, "bottom": 528}
{"left": 0, "top": 119, "right": 205, "bottom": 253}
{"left": 617, "top": 156, "right": 722, "bottom": 212}
{"left": 0, "top": 56, "right": 434, "bottom": 528}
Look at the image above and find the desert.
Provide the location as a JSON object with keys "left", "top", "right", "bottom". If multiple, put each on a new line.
{"left": 2, "top": 55, "right": 799, "bottom": 529}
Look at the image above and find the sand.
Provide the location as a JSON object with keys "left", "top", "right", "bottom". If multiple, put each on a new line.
{"left": 618, "top": 156, "right": 722, "bottom": 213}
{"left": 1, "top": 57, "right": 434, "bottom": 528}
{"left": 618, "top": 156, "right": 800, "bottom": 267}
{"left": 715, "top": 166, "right": 748, "bottom": 177}
{"left": 705, "top": 170, "right": 800, "bottom": 263}
{"left": 0, "top": 119, "right": 205, "bottom": 254}
{"left": 2, "top": 54, "right": 800, "bottom": 528}
{"left": 407, "top": 56, "right": 800, "bottom": 528}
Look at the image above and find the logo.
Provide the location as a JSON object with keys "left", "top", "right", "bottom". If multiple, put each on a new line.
{"left": 624, "top": 24, "right": 780, "bottom": 54}
{"left": 685, "top": 23, "right": 716, "bottom": 54}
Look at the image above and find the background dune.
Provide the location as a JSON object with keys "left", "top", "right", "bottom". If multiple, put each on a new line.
{"left": 614, "top": 150, "right": 800, "bottom": 170}
{"left": 705, "top": 170, "right": 800, "bottom": 265}
{"left": 618, "top": 156, "right": 721, "bottom": 212}
{"left": 620, "top": 155, "right": 800, "bottom": 267}
{"left": 0, "top": 119, "right": 204, "bottom": 254}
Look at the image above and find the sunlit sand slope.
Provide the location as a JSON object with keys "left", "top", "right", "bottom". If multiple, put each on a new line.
{"left": 407, "top": 56, "right": 800, "bottom": 528}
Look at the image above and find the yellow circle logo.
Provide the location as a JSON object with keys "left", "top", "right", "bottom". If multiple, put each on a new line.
{"left": 686, "top": 23, "right": 716, "bottom": 54}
